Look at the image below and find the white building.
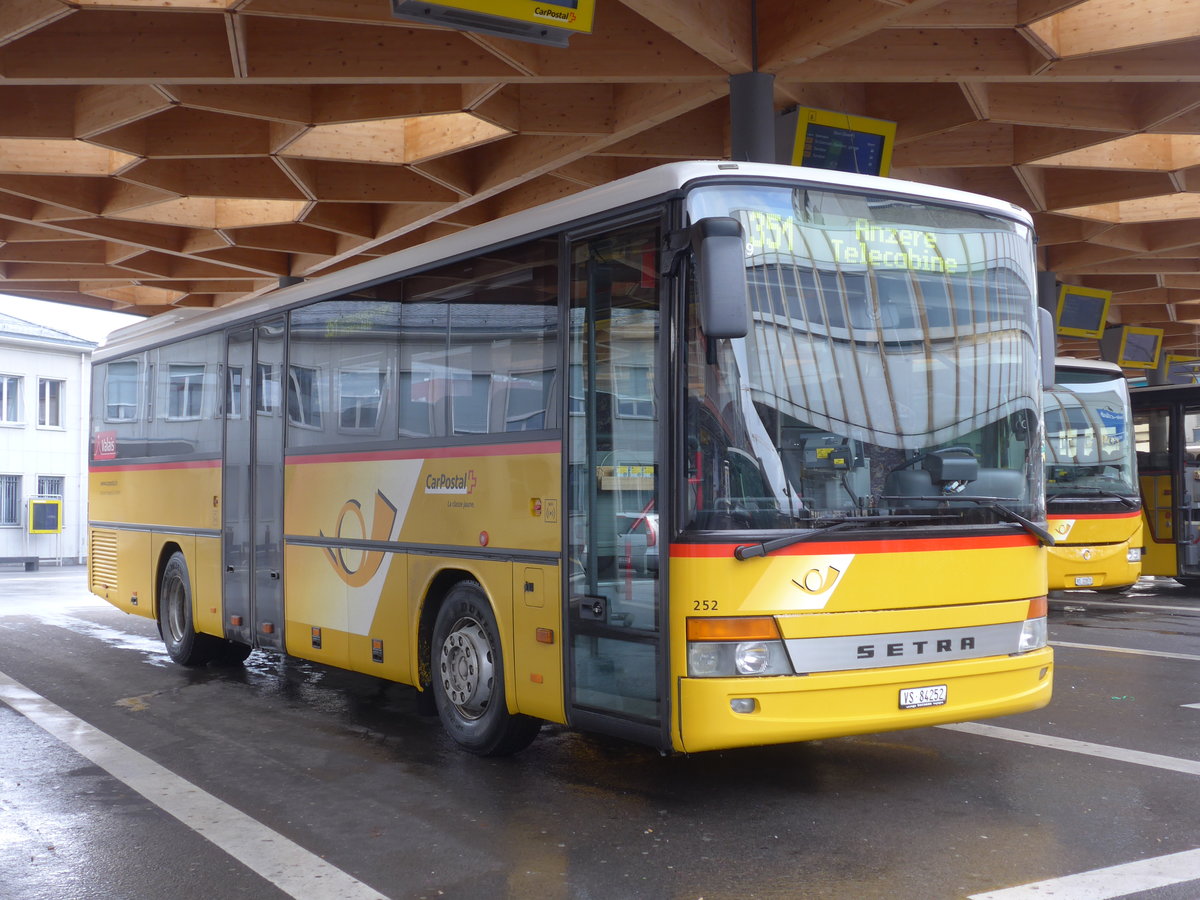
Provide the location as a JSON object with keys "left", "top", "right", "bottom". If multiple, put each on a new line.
{"left": 0, "top": 312, "right": 95, "bottom": 564}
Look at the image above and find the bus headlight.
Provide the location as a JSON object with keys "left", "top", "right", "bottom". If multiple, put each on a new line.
{"left": 687, "top": 640, "right": 793, "bottom": 677}
{"left": 1127, "top": 547, "right": 1142, "bottom": 562}
{"left": 1018, "top": 617, "right": 1047, "bottom": 653}
{"left": 686, "top": 617, "right": 794, "bottom": 677}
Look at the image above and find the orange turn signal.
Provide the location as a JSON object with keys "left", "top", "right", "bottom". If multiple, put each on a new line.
{"left": 686, "top": 616, "right": 780, "bottom": 642}
{"left": 1026, "top": 595, "right": 1047, "bottom": 618}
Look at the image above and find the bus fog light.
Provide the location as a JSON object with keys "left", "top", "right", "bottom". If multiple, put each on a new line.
{"left": 1018, "top": 616, "right": 1047, "bottom": 653}
{"left": 730, "top": 698, "right": 757, "bottom": 714}
{"left": 1127, "top": 547, "right": 1142, "bottom": 562}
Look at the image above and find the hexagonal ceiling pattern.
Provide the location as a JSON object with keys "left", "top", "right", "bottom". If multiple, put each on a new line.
{"left": 0, "top": 0, "right": 1196, "bottom": 356}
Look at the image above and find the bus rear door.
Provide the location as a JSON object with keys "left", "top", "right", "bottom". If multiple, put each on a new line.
{"left": 223, "top": 318, "right": 286, "bottom": 650}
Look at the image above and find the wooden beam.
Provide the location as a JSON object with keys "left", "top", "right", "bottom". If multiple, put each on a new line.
{"left": 242, "top": 17, "right": 519, "bottom": 81}
{"left": 120, "top": 157, "right": 309, "bottom": 200}
{"left": 891, "top": 122, "right": 1014, "bottom": 167}
{"left": 279, "top": 157, "right": 460, "bottom": 203}
{"left": 985, "top": 83, "right": 1138, "bottom": 130}
{"left": 1013, "top": 125, "right": 1124, "bottom": 165}
{"left": 615, "top": 0, "right": 753, "bottom": 73}
{"left": 74, "top": 84, "right": 173, "bottom": 139}
{"left": 518, "top": 84, "right": 614, "bottom": 136}
{"left": 864, "top": 83, "right": 979, "bottom": 143}
{"left": 0, "top": 86, "right": 77, "bottom": 139}
{"left": 774, "top": 28, "right": 1034, "bottom": 81}
{"left": 1042, "top": 169, "right": 1177, "bottom": 210}
{"left": 1026, "top": 0, "right": 1200, "bottom": 58}
{"left": 0, "top": 0, "right": 72, "bottom": 48}
{"left": 4, "top": 9, "right": 235, "bottom": 79}
{"left": 596, "top": 103, "right": 726, "bottom": 159}
{"left": 758, "top": 0, "right": 948, "bottom": 71}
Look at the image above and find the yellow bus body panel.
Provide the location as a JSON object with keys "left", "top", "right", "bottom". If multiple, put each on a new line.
{"left": 1045, "top": 511, "right": 1143, "bottom": 589}
{"left": 88, "top": 464, "right": 222, "bottom": 632}
{"left": 678, "top": 650, "right": 1052, "bottom": 752}
{"left": 281, "top": 447, "right": 565, "bottom": 724}
{"left": 1138, "top": 474, "right": 1178, "bottom": 577}
{"left": 669, "top": 537, "right": 1051, "bottom": 752}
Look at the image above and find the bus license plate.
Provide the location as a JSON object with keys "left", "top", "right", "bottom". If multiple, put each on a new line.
{"left": 900, "top": 685, "right": 947, "bottom": 709}
{"left": 1074, "top": 575, "right": 1094, "bottom": 587}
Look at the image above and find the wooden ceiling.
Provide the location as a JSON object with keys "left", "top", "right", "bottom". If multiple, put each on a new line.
{"left": 0, "top": 0, "right": 1197, "bottom": 355}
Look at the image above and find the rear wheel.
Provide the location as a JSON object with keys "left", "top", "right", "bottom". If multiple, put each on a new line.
{"left": 432, "top": 582, "right": 541, "bottom": 756}
{"left": 159, "top": 551, "right": 221, "bottom": 666}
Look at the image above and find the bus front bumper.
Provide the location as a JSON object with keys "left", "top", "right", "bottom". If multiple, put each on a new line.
{"left": 675, "top": 648, "right": 1053, "bottom": 753}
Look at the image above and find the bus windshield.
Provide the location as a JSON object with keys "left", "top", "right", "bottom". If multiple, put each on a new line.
{"left": 1045, "top": 372, "right": 1137, "bottom": 499}
{"left": 683, "top": 183, "right": 1042, "bottom": 532}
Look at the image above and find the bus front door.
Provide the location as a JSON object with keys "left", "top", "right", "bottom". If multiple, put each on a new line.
{"left": 222, "top": 319, "right": 286, "bottom": 650}
{"left": 1177, "top": 404, "right": 1200, "bottom": 580}
{"left": 565, "top": 221, "right": 669, "bottom": 750}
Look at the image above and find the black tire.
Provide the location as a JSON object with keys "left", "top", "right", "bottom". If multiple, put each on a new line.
{"left": 431, "top": 581, "right": 541, "bottom": 756}
{"left": 211, "top": 641, "right": 254, "bottom": 666}
{"left": 158, "top": 551, "right": 220, "bottom": 666}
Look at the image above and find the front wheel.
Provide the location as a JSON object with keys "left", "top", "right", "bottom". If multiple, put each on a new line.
{"left": 432, "top": 582, "right": 541, "bottom": 756}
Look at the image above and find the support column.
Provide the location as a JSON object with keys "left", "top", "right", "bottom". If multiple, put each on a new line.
{"left": 729, "top": 72, "right": 776, "bottom": 164}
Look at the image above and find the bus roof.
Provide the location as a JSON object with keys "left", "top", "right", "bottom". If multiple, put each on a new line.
{"left": 95, "top": 160, "right": 1034, "bottom": 362}
{"left": 1054, "top": 357, "right": 1125, "bottom": 378}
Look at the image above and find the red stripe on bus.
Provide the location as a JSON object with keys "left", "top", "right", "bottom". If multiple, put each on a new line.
{"left": 670, "top": 533, "right": 1036, "bottom": 558}
{"left": 1047, "top": 510, "right": 1141, "bottom": 521}
{"left": 89, "top": 458, "right": 220, "bottom": 473}
{"left": 286, "top": 440, "right": 561, "bottom": 466}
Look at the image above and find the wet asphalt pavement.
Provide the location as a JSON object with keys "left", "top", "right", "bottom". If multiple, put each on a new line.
{"left": 0, "top": 566, "right": 1197, "bottom": 900}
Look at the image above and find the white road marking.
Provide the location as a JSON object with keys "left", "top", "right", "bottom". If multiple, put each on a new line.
{"left": 967, "top": 847, "right": 1200, "bottom": 899}
{"left": 1050, "top": 597, "right": 1200, "bottom": 614}
{"left": 0, "top": 670, "right": 389, "bottom": 900}
{"left": 938, "top": 722, "right": 1200, "bottom": 776}
{"left": 1184, "top": 703, "right": 1200, "bottom": 710}
{"left": 1051, "top": 640, "right": 1200, "bottom": 662}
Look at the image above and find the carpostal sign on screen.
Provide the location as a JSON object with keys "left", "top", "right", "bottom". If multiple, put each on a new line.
{"left": 742, "top": 210, "right": 963, "bottom": 274}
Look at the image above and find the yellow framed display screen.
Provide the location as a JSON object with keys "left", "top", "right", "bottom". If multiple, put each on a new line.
{"left": 1056, "top": 284, "right": 1111, "bottom": 339}
{"left": 29, "top": 499, "right": 62, "bottom": 534}
{"left": 792, "top": 108, "right": 897, "bottom": 177}
{"left": 1164, "top": 354, "right": 1200, "bottom": 384}
{"left": 1117, "top": 326, "right": 1164, "bottom": 370}
{"left": 390, "top": 0, "right": 593, "bottom": 44}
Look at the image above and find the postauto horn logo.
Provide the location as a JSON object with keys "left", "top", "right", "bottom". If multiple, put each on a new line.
{"left": 424, "top": 470, "right": 477, "bottom": 495}
{"left": 321, "top": 491, "right": 398, "bottom": 588}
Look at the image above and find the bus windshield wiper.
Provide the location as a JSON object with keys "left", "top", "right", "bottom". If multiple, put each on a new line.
{"left": 733, "top": 515, "right": 930, "bottom": 560}
{"left": 885, "top": 495, "right": 1056, "bottom": 546}
{"left": 1047, "top": 487, "right": 1138, "bottom": 509}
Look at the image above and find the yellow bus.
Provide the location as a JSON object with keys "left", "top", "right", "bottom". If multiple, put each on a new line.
{"left": 88, "top": 161, "right": 1053, "bottom": 756}
{"left": 1130, "top": 382, "right": 1200, "bottom": 587}
{"left": 1044, "top": 358, "right": 1142, "bottom": 591}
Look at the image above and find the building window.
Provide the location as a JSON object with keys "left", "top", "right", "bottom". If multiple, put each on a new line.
{"left": 105, "top": 360, "right": 138, "bottom": 422}
{"left": 38, "top": 379, "right": 64, "bottom": 427}
{"left": 339, "top": 369, "right": 385, "bottom": 432}
{"left": 167, "top": 364, "right": 205, "bottom": 419}
{"left": 1, "top": 375, "right": 23, "bottom": 424}
{"left": 287, "top": 365, "right": 323, "bottom": 429}
{"left": 0, "top": 475, "right": 20, "bottom": 526}
{"left": 37, "top": 475, "right": 64, "bottom": 497}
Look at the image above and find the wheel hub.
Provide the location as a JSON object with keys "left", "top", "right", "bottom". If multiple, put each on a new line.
{"left": 439, "top": 618, "right": 494, "bottom": 719}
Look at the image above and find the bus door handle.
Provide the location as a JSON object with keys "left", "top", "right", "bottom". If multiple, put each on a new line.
{"left": 270, "top": 571, "right": 280, "bottom": 580}
{"left": 578, "top": 594, "right": 606, "bottom": 621}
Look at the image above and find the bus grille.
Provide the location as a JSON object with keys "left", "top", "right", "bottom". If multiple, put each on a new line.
{"left": 90, "top": 530, "right": 118, "bottom": 592}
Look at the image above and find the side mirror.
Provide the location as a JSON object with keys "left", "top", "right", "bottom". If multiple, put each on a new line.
{"left": 691, "top": 217, "right": 749, "bottom": 339}
{"left": 1037, "top": 307, "right": 1056, "bottom": 389}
